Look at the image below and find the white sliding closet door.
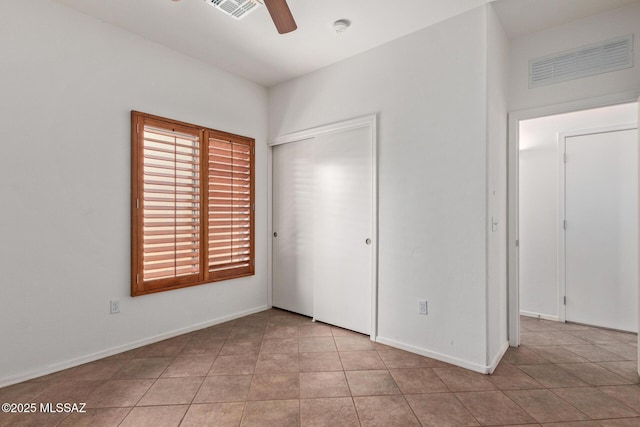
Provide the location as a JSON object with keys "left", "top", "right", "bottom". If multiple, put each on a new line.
{"left": 272, "top": 118, "right": 375, "bottom": 335}
{"left": 313, "top": 126, "right": 373, "bottom": 334}
{"left": 272, "top": 139, "right": 315, "bottom": 317}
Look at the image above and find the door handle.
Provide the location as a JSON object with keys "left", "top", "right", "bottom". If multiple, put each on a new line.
{"left": 365, "top": 238, "right": 371, "bottom": 245}
{"left": 273, "top": 232, "right": 278, "bottom": 238}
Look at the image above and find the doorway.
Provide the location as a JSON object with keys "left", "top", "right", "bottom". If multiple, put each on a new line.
{"left": 508, "top": 97, "right": 639, "bottom": 347}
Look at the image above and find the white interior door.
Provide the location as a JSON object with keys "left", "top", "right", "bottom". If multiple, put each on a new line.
{"left": 565, "top": 128, "right": 638, "bottom": 332}
{"left": 312, "top": 126, "right": 373, "bottom": 335}
{"left": 272, "top": 139, "right": 315, "bottom": 317}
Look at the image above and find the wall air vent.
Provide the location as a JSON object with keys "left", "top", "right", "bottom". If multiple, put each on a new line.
{"left": 204, "top": 0, "right": 262, "bottom": 20}
{"left": 529, "top": 35, "right": 633, "bottom": 88}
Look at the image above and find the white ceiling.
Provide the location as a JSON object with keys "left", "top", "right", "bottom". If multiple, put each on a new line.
{"left": 52, "top": 0, "right": 639, "bottom": 87}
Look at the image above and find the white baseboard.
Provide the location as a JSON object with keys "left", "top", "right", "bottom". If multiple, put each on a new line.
{"left": 520, "top": 310, "right": 559, "bottom": 322}
{"left": 375, "top": 336, "right": 495, "bottom": 374}
{"left": 0, "top": 305, "right": 269, "bottom": 388}
{"left": 487, "top": 341, "right": 510, "bottom": 374}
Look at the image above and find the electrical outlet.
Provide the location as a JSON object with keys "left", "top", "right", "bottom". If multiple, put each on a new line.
{"left": 418, "top": 299, "right": 428, "bottom": 315}
{"left": 110, "top": 300, "right": 120, "bottom": 314}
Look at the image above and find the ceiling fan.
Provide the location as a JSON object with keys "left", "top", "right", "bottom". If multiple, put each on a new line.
{"left": 201, "top": 0, "right": 297, "bottom": 34}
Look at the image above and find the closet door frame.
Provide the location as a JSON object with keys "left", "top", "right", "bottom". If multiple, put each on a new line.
{"left": 267, "top": 115, "right": 378, "bottom": 339}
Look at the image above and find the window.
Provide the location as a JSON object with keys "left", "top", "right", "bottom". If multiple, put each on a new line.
{"left": 131, "top": 111, "right": 255, "bottom": 296}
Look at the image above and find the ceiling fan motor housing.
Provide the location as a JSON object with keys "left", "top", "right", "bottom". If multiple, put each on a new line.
{"left": 203, "top": 0, "right": 262, "bottom": 20}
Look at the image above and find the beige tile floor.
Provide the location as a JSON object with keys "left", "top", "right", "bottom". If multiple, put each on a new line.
{"left": 1, "top": 310, "right": 638, "bottom": 426}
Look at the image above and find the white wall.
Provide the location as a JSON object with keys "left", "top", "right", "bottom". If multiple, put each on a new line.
{"left": 486, "top": 3, "right": 509, "bottom": 369}
{"left": 509, "top": 2, "right": 640, "bottom": 112}
{"left": 519, "top": 103, "right": 638, "bottom": 320}
{"left": 0, "top": 0, "right": 269, "bottom": 386}
{"left": 270, "top": 6, "right": 498, "bottom": 372}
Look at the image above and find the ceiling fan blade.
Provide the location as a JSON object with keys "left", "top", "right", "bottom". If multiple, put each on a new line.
{"left": 263, "top": 0, "right": 297, "bottom": 34}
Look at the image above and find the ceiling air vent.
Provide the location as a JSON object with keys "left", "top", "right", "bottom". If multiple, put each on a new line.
{"left": 529, "top": 35, "right": 633, "bottom": 88}
{"left": 204, "top": 0, "right": 262, "bottom": 19}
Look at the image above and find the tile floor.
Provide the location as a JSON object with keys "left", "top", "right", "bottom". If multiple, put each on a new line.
{"left": 1, "top": 310, "right": 638, "bottom": 426}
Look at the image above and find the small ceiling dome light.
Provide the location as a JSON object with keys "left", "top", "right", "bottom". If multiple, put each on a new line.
{"left": 333, "top": 19, "right": 351, "bottom": 34}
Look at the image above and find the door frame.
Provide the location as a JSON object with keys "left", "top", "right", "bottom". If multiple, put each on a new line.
{"left": 267, "top": 115, "right": 379, "bottom": 339}
{"left": 557, "top": 124, "right": 638, "bottom": 325}
{"left": 507, "top": 91, "right": 640, "bottom": 347}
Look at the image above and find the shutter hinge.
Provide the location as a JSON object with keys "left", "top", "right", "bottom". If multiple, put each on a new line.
{"left": 252, "top": 259, "right": 255, "bottom": 267}
{"left": 252, "top": 146, "right": 255, "bottom": 155}
{"left": 563, "top": 296, "right": 566, "bottom": 305}
{"left": 136, "top": 274, "right": 139, "bottom": 284}
{"left": 137, "top": 123, "right": 139, "bottom": 134}
{"left": 136, "top": 198, "right": 139, "bottom": 209}
{"left": 563, "top": 152, "right": 567, "bottom": 163}
{"left": 252, "top": 203, "right": 255, "bottom": 211}
{"left": 515, "top": 239, "right": 519, "bottom": 247}
{"left": 563, "top": 220, "right": 566, "bottom": 230}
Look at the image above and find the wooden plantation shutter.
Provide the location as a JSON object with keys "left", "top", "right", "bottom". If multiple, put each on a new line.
{"left": 206, "top": 133, "right": 255, "bottom": 280}
{"left": 131, "top": 111, "right": 254, "bottom": 296}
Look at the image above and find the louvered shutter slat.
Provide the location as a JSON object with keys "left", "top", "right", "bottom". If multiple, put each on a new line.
{"left": 140, "top": 123, "right": 201, "bottom": 284}
{"left": 207, "top": 136, "right": 254, "bottom": 279}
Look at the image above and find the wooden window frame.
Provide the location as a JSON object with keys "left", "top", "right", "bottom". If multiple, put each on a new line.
{"left": 131, "top": 111, "right": 255, "bottom": 296}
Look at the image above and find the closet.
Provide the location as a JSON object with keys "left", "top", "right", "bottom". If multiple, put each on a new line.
{"left": 271, "top": 117, "right": 376, "bottom": 335}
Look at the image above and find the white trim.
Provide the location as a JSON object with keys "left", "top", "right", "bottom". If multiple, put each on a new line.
{"left": 375, "top": 336, "right": 498, "bottom": 374}
{"left": 507, "top": 112, "right": 520, "bottom": 346}
{"left": 557, "top": 131, "right": 567, "bottom": 323}
{"left": 269, "top": 114, "right": 379, "bottom": 339}
{"left": 267, "top": 144, "right": 274, "bottom": 309}
{"left": 637, "top": 95, "right": 640, "bottom": 376}
{"left": 268, "top": 115, "right": 377, "bottom": 146}
{"left": 0, "top": 305, "right": 269, "bottom": 388}
{"left": 370, "top": 117, "right": 379, "bottom": 340}
{"left": 510, "top": 91, "right": 640, "bottom": 121}
{"left": 561, "top": 124, "right": 638, "bottom": 138}
{"left": 488, "top": 341, "right": 510, "bottom": 374}
{"left": 558, "top": 123, "right": 638, "bottom": 327}
{"left": 507, "top": 90, "right": 640, "bottom": 348}
{"left": 638, "top": 97, "right": 640, "bottom": 375}
{"left": 520, "top": 310, "right": 560, "bottom": 322}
